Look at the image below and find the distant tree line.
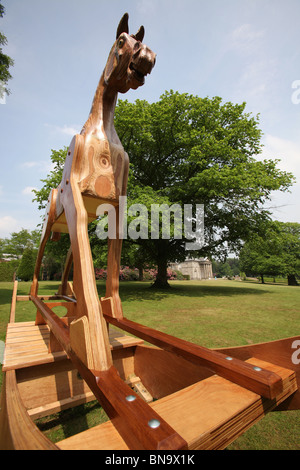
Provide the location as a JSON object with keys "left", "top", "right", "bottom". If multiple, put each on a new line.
{"left": 1, "top": 220, "right": 299, "bottom": 286}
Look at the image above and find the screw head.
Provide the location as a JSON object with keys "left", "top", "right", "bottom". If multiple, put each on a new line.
{"left": 148, "top": 419, "right": 161, "bottom": 429}
{"left": 125, "top": 395, "right": 136, "bottom": 402}
{"left": 226, "top": 356, "right": 233, "bottom": 361}
{"left": 253, "top": 366, "right": 262, "bottom": 372}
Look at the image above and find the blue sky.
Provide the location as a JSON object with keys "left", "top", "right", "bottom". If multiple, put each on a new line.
{"left": 0, "top": 0, "right": 300, "bottom": 238}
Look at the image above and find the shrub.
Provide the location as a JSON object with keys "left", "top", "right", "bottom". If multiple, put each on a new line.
{"left": 0, "top": 260, "right": 19, "bottom": 281}
{"left": 119, "top": 267, "right": 139, "bottom": 281}
{"left": 95, "top": 268, "right": 107, "bottom": 280}
{"left": 17, "top": 247, "right": 36, "bottom": 281}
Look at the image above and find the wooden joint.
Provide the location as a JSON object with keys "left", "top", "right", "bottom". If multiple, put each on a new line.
{"left": 100, "top": 297, "right": 115, "bottom": 317}
{"left": 70, "top": 316, "right": 95, "bottom": 370}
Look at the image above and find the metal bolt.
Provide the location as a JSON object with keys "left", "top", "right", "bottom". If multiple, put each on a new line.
{"left": 253, "top": 366, "right": 262, "bottom": 372}
{"left": 225, "top": 356, "right": 233, "bottom": 361}
{"left": 148, "top": 419, "right": 161, "bottom": 429}
{"left": 125, "top": 395, "right": 136, "bottom": 402}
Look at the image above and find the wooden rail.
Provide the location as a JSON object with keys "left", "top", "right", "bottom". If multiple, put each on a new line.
{"left": 104, "top": 315, "right": 284, "bottom": 400}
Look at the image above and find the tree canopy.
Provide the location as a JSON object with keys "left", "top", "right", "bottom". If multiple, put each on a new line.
{"left": 240, "top": 221, "right": 300, "bottom": 285}
{"left": 0, "top": 3, "right": 14, "bottom": 97}
{"left": 114, "top": 91, "right": 295, "bottom": 286}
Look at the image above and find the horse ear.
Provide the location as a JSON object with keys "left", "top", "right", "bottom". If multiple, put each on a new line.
{"left": 116, "top": 13, "right": 129, "bottom": 39}
{"left": 132, "top": 25, "right": 145, "bottom": 42}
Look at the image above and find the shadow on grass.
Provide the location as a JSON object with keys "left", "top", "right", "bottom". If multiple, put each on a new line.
{"left": 0, "top": 280, "right": 271, "bottom": 309}
{"left": 114, "top": 281, "right": 271, "bottom": 303}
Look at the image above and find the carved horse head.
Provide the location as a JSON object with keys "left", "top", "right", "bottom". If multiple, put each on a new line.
{"left": 104, "top": 13, "right": 156, "bottom": 93}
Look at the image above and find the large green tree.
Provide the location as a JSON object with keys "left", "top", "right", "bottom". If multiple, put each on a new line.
{"left": 114, "top": 91, "right": 294, "bottom": 287}
{"left": 0, "top": 3, "right": 14, "bottom": 98}
{"left": 1, "top": 228, "right": 40, "bottom": 259}
{"left": 240, "top": 221, "right": 300, "bottom": 285}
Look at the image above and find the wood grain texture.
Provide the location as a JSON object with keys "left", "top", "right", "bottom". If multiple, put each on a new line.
{"left": 104, "top": 315, "right": 284, "bottom": 400}
{"left": 0, "top": 371, "right": 59, "bottom": 450}
{"left": 216, "top": 336, "right": 300, "bottom": 410}
{"left": 57, "top": 356, "right": 296, "bottom": 450}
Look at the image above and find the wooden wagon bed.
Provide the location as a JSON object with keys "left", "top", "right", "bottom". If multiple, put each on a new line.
{"left": 1, "top": 286, "right": 299, "bottom": 450}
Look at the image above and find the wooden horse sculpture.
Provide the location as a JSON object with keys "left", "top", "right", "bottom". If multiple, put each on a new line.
{"left": 1, "top": 13, "right": 299, "bottom": 451}
{"left": 30, "top": 13, "right": 156, "bottom": 375}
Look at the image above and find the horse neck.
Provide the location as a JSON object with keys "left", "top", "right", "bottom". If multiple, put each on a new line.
{"left": 82, "top": 75, "right": 120, "bottom": 146}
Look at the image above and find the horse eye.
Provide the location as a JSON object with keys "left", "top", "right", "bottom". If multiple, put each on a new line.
{"left": 118, "top": 38, "right": 125, "bottom": 48}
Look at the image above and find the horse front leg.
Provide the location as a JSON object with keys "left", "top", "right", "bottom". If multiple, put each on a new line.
{"left": 104, "top": 204, "right": 124, "bottom": 319}
{"left": 30, "top": 188, "right": 58, "bottom": 298}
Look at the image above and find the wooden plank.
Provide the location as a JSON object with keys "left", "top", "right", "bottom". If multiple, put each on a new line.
{"left": 104, "top": 315, "right": 284, "bottom": 400}
{"left": 0, "top": 370, "right": 59, "bottom": 450}
{"left": 58, "top": 421, "right": 129, "bottom": 450}
{"left": 57, "top": 358, "right": 297, "bottom": 451}
{"left": 215, "top": 335, "right": 300, "bottom": 411}
{"left": 27, "top": 391, "right": 96, "bottom": 420}
{"left": 16, "top": 295, "right": 63, "bottom": 301}
{"left": 3, "top": 352, "right": 67, "bottom": 371}
{"left": 2, "top": 320, "right": 143, "bottom": 371}
{"left": 9, "top": 280, "right": 18, "bottom": 323}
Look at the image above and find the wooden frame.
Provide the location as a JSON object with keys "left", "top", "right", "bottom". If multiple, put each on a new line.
{"left": 0, "top": 13, "right": 299, "bottom": 450}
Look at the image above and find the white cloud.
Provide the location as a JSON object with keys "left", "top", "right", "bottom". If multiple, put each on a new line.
{"left": 230, "top": 24, "right": 265, "bottom": 54}
{"left": 226, "top": 24, "right": 279, "bottom": 111}
{"left": 22, "top": 186, "right": 37, "bottom": 195}
{"left": 21, "top": 160, "right": 54, "bottom": 173}
{"left": 45, "top": 123, "right": 81, "bottom": 136}
{"left": 261, "top": 134, "right": 300, "bottom": 223}
{"left": 0, "top": 216, "right": 18, "bottom": 238}
{"left": 262, "top": 134, "right": 300, "bottom": 178}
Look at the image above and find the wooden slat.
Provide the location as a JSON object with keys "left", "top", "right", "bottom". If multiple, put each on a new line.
{"left": 2, "top": 321, "right": 143, "bottom": 371}
{"left": 57, "top": 357, "right": 297, "bottom": 451}
{"left": 9, "top": 280, "right": 18, "bottom": 323}
{"left": 104, "top": 315, "right": 284, "bottom": 400}
{"left": 27, "top": 391, "right": 96, "bottom": 420}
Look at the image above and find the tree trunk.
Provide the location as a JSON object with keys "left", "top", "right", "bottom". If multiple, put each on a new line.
{"left": 138, "top": 266, "right": 144, "bottom": 281}
{"left": 261, "top": 274, "right": 265, "bottom": 284}
{"left": 287, "top": 274, "right": 299, "bottom": 286}
{"left": 151, "top": 257, "right": 170, "bottom": 289}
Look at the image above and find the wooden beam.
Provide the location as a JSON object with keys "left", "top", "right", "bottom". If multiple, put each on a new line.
{"left": 104, "top": 315, "right": 283, "bottom": 400}
{"left": 30, "top": 297, "right": 70, "bottom": 353}
{"left": 9, "top": 280, "right": 18, "bottom": 323}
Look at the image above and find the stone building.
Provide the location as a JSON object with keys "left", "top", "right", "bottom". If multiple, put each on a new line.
{"left": 170, "top": 258, "right": 213, "bottom": 280}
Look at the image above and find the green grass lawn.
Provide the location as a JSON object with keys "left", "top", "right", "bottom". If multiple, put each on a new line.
{"left": 0, "top": 279, "right": 299, "bottom": 449}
